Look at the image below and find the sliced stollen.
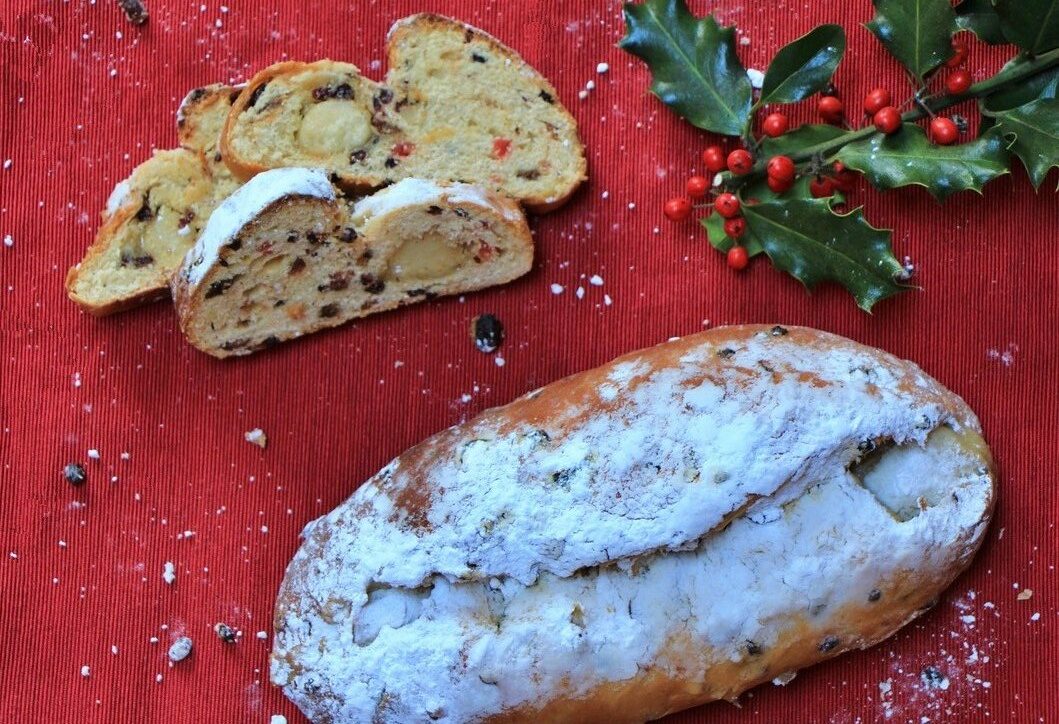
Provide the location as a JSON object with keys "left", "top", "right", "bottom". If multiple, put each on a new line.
{"left": 171, "top": 169, "right": 533, "bottom": 358}
{"left": 270, "top": 326, "right": 996, "bottom": 723}
{"left": 220, "top": 14, "right": 586, "bottom": 212}
{"left": 66, "top": 84, "right": 240, "bottom": 315}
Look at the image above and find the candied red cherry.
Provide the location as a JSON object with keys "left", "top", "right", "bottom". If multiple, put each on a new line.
{"left": 727, "top": 149, "right": 754, "bottom": 175}
{"left": 727, "top": 245, "right": 749, "bottom": 271}
{"left": 663, "top": 196, "right": 693, "bottom": 221}
{"left": 714, "top": 193, "right": 741, "bottom": 218}
{"left": 762, "top": 112, "right": 789, "bottom": 138}
{"left": 863, "top": 88, "right": 892, "bottom": 116}
{"left": 766, "top": 155, "right": 796, "bottom": 183}
{"left": 930, "top": 117, "right": 959, "bottom": 145}
{"left": 946, "top": 70, "right": 972, "bottom": 95}
{"left": 818, "top": 96, "right": 845, "bottom": 124}
{"left": 686, "top": 175, "right": 709, "bottom": 199}
{"left": 702, "top": 146, "right": 727, "bottom": 174}
{"left": 946, "top": 37, "right": 969, "bottom": 68}
{"left": 809, "top": 176, "right": 836, "bottom": 198}
{"left": 724, "top": 217, "right": 747, "bottom": 239}
{"left": 873, "top": 106, "right": 902, "bottom": 135}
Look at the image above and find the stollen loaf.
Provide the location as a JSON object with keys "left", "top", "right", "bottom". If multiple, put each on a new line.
{"left": 271, "top": 325, "right": 996, "bottom": 723}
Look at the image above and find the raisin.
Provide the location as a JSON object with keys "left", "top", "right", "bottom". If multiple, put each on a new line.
{"left": 377, "top": 88, "right": 394, "bottom": 104}
{"left": 745, "top": 640, "right": 762, "bottom": 656}
{"left": 213, "top": 623, "right": 238, "bottom": 643}
{"left": 319, "top": 304, "right": 339, "bottom": 318}
{"left": 186, "top": 87, "right": 206, "bottom": 104}
{"left": 471, "top": 53, "right": 487, "bottom": 63}
{"left": 360, "top": 274, "right": 385, "bottom": 294}
{"left": 453, "top": 207, "right": 470, "bottom": 219}
{"left": 247, "top": 82, "right": 269, "bottom": 108}
{"left": 260, "top": 336, "right": 280, "bottom": 348}
{"left": 318, "top": 273, "right": 349, "bottom": 292}
{"left": 63, "top": 463, "right": 87, "bottom": 486}
{"left": 516, "top": 168, "right": 540, "bottom": 180}
{"left": 818, "top": 636, "right": 839, "bottom": 652}
{"left": 350, "top": 149, "right": 367, "bottom": 164}
{"left": 286, "top": 232, "right": 298, "bottom": 243}
{"left": 220, "top": 339, "right": 248, "bottom": 351}
{"left": 717, "top": 348, "right": 736, "bottom": 359}
{"left": 226, "top": 238, "right": 242, "bottom": 251}
{"left": 312, "top": 83, "right": 354, "bottom": 101}
{"left": 134, "top": 198, "right": 153, "bottom": 221}
{"left": 289, "top": 258, "right": 306, "bottom": 275}
{"left": 306, "top": 231, "right": 321, "bottom": 244}
{"left": 464, "top": 28, "right": 474, "bottom": 43}
{"left": 770, "top": 325, "right": 788, "bottom": 336}
{"left": 205, "top": 276, "right": 239, "bottom": 299}
{"left": 472, "top": 314, "right": 504, "bottom": 353}
{"left": 427, "top": 205, "right": 443, "bottom": 215}
{"left": 358, "top": 250, "right": 373, "bottom": 263}
{"left": 539, "top": 90, "right": 555, "bottom": 104}
{"left": 120, "top": 250, "right": 154, "bottom": 268}
{"left": 177, "top": 210, "right": 195, "bottom": 228}
{"left": 117, "top": 0, "right": 149, "bottom": 26}
{"left": 868, "top": 588, "right": 882, "bottom": 602}
{"left": 406, "top": 288, "right": 428, "bottom": 297}
{"left": 384, "top": 157, "right": 398, "bottom": 168}
{"left": 338, "top": 227, "right": 357, "bottom": 242}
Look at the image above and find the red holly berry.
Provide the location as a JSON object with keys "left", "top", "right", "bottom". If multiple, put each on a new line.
{"left": 766, "top": 155, "right": 796, "bottom": 183}
{"left": 724, "top": 217, "right": 747, "bottom": 239}
{"left": 686, "top": 175, "right": 709, "bottom": 199}
{"left": 863, "top": 87, "right": 892, "bottom": 116}
{"left": 727, "top": 149, "right": 754, "bottom": 175}
{"left": 946, "top": 69, "right": 972, "bottom": 95}
{"left": 727, "top": 245, "right": 749, "bottom": 271}
{"left": 930, "top": 117, "right": 959, "bottom": 145}
{"left": 873, "top": 106, "right": 902, "bottom": 135}
{"left": 702, "top": 146, "right": 727, "bottom": 173}
{"left": 831, "top": 162, "right": 857, "bottom": 192}
{"left": 762, "top": 112, "right": 789, "bottom": 138}
{"left": 809, "top": 176, "right": 836, "bottom": 198}
{"left": 946, "top": 37, "right": 969, "bottom": 68}
{"left": 663, "top": 197, "right": 693, "bottom": 221}
{"left": 714, "top": 193, "right": 741, "bottom": 218}
{"left": 818, "top": 96, "right": 845, "bottom": 124}
{"left": 767, "top": 175, "right": 793, "bottom": 193}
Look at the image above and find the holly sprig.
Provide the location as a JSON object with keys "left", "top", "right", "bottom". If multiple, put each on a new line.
{"left": 621, "top": 0, "right": 1059, "bottom": 311}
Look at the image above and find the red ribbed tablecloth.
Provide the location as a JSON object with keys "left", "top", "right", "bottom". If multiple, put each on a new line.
{"left": 2, "top": 0, "right": 1056, "bottom": 721}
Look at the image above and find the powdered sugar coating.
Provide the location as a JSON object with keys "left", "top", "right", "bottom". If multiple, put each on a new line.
{"left": 178, "top": 167, "right": 334, "bottom": 288}
{"left": 352, "top": 178, "right": 523, "bottom": 225}
{"left": 271, "top": 327, "right": 994, "bottom": 723}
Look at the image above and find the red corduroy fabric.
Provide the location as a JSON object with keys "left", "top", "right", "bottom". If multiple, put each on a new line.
{"left": 1, "top": 1, "right": 1057, "bottom": 722}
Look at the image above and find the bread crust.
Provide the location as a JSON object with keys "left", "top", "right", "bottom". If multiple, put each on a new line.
{"left": 271, "top": 326, "right": 995, "bottom": 723}
{"left": 220, "top": 15, "right": 587, "bottom": 213}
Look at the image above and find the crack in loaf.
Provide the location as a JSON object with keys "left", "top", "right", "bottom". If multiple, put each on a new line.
{"left": 271, "top": 326, "right": 996, "bottom": 724}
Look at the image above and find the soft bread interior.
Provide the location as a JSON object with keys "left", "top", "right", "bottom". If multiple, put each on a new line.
{"left": 67, "top": 149, "right": 214, "bottom": 310}
{"left": 179, "top": 182, "right": 532, "bottom": 357}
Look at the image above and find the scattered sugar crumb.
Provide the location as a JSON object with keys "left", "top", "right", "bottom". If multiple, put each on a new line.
{"left": 986, "top": 343, "right": 1018, "bottom": 367}
{"left": 167, "top": 636, "right": 193, "bottom": 662}
{"left": 578, "top": 89, "right": 589, "bottom": 100}
{"left": 2, "top": 234, "right": 12, "bottom": 248}
{"left": 747, "top": 68, "right": 765, "bottom": 89}
{"left": 589, "top": 274, "right": 604, "bottom": 286}
{"left": 603, "top": 294, "right": 613, "bottom": 306}
{"left": 575, "top": 286, "right": 585, "bottom": 299}
{"left": 256, "top": 631, "right": 268, "bottom": 640}
{"left": 72, "top": 372, "right": 81, "bottom": 388}
{"left": 162, "top": 561, "right": 176, "bottom": 585}
{"left": 1030, "top": 612, "right": 1041, "bottom": 621}
{"left": 87, "top": 449, "right": 100, "bottom": 460}
{"left": 494, "top": 357, "right": 506, "bottom": 368}
{"left": 550, "top": 284, "right": 564, "bottom": 295}
{"left": 155, "top": 673, "right": 163, "bottom": 683}
{"left": 111, "top": 645, "right": 118, "bottom": 655}
{"left": 80, "top": 665, "right": 90, "bottom": 678}
{"left": 244, "top": 428, "right": 267, "bottom": 448}
{"left": 271, "top": 716, "right": 288, "bottom": 724}
{"left": 596, "top": 62, "right": 609, "bottom": 74}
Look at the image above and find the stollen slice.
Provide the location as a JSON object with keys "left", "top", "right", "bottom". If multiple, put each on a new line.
{"left": 171, "top": 169, "right": 533, "bottom": 357}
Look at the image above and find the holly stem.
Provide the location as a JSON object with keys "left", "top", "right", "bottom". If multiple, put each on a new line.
{"left": 727, "top": 46, "right": 1059, "bottom": 184}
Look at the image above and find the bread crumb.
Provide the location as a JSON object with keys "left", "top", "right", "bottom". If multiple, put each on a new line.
{"left": 603, "top": 294, "right": 613, "bottom": 306}
{"left": 87, "top": 449, "right": 100, "bottom": 460}
{"left": 256, "top": 630, "right": 268, "bottom": 640}
{"left": 1030, "top": 612, "right": 1041, "bottom": 621}
{"left": 596, "top": 62, "right": 609, "bottom": 74}
{"left": 167, "top": 636, "right": 193, "bottom": 662}
{"left": 2, "top": 234, "right": 12, "bottom": 248}
{"left": 589, "top": 274, "right": 604, "bottom": 286}
{"left": 550, "top": 283, "right": 564, "bottom": 295}
{"left": 747, "top": 68, "right": 765, "bottom": 89}
{"left": 80, "top": 665, "right": 90, "bottom": 678}
{"left": 244, "top": 428, "right": 267, "bottom": 448}
{"left": 1017, "top": 588, "right": 1033, "bottom": 600}
{"left": 494, "top": 356, "right": 506, "bottom": 368}
{"left": 162, "top": 561, "right": 176, "bottom": 585}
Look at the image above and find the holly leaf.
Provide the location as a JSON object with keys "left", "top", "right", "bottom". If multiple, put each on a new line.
{"left": 760, "top": 124, "right": 847, "bottom": 157}
{"left": 866, "top": 0, "right": 958, "bottom": 82}
{"left": 835, "top": 124, "right": 1010, "bottom": 200}
{"left": 955, "top": 0, "right": 1008, "bottom": 45}
{"left": 982, "top": 65, "right": 1059, "bottom": 113}
{"left": 702, "top": 213, "right": 765, "bottom": 257}
{"left": 993, "top": 0, "right": 1059, "bottom": 55}
{"left": 620, "top": 0, "right": 752, "bottom": 135}
{"left": 760, "top": 25, "right": 846, "bottom": 104}
{"left": 742, "top": 200, "right": 909, "bottom": 312}
{"left": 994, "top": 99, "right": 1059, "bottom": 188}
